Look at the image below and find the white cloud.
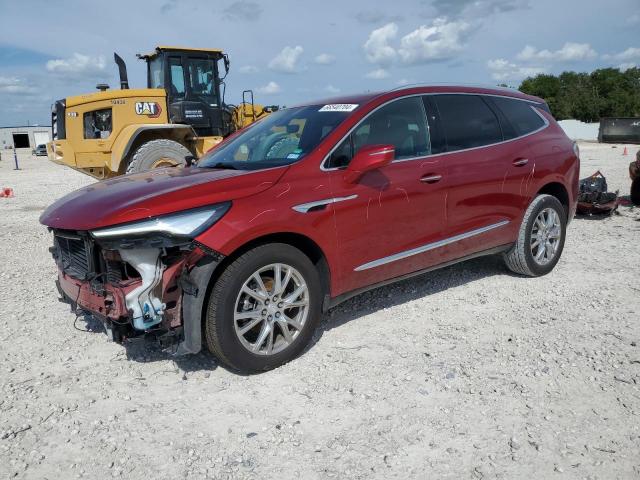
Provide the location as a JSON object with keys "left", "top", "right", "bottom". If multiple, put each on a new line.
{"left": 363, "top": 23, "right": 398, "bottom": 66}
{"left": 487, "top": 58, "right": 545, "bottom": 81}
{"left": 618, "top": 62, "right": 637, "bottom": 71}
{"left": 223, "top": 1, "right": 262, "bottom": 21}
{"left": 0, "top": 76, "right": 39, "bottom": 95}
{"left": 324, "top": 84, "right": 340, "bottom": 94}
{"left": 398, "top": 18, "right": 471, "bottom": 64}
{"left": 46, "top": 53, "right": 108, "bottom": 78}
{"left": 603, "top": 47, "right": 640, "bottom": 62}
{"left": 364, "top": 19, "right": 471, "bottom": 67}
{"left": 268, "top": 45, "right": 304, "bottom": 73}
{"left": 256, "top": 81, "right": 281, "bottom": 95}
{"left": 238, "top": 65, "right": 259, "bottom": 74}
{"left": 365, "top": 68, "right": 390, "bottom": 79}
{"left": 396, "top": 78, "right": 415, "bottom": 86}
{"left": 160, "top": 0, "right": 176, "bottom": 14}
{"left": 314, "top": 53, "right": 335, "bottom": 65}
{"left": 517, "top": 42, "right": 597, "bottom": 62}
{"left": 355, "top": 10, "right": 403, "bottom": 25}
{"left": 625, "top": 13, "right": 640, "bottom": 26}
{"left": 432, "top": 0, "right": 529, "bottom": 17}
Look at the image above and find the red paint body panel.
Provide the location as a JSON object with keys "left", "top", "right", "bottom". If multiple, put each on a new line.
{"left": 40, "top": 165, "right": 287, "bottom": 230}
{"left": 42, "top": 85, "right": 579, "bottom": 303}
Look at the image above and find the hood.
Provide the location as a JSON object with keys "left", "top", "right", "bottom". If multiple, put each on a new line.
{"left": 65, "top": 88, "right": 165, "bottom": 108}
{"left": 40, "top": 166, "right": 287, "bottom": 231}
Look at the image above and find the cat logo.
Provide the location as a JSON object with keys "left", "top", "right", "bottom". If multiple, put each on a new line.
{"left": 134, "top": 102, "right": 162, "bottom": 118}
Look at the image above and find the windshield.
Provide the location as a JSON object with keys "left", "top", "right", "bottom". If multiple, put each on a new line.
{"left": 197, "top": 105, "right": 353, "bottom": 170}
{"left": 187, "top": 58, "right": 218, "bottom": 106}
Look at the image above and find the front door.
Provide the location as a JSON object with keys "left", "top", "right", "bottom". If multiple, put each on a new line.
{"left": 325, "top": 96, "right": 448, "bottom": 295}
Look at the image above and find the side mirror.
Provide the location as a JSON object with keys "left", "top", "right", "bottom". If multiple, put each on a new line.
{"left": 344, "top": 144, "right": 394, "bottom": 183}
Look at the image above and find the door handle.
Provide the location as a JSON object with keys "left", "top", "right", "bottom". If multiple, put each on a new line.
{"left": 420, "top": 174, "right": 442, "bottom": 184}
{"left": 512, "top": 158, "right": 529, "bottom": 167}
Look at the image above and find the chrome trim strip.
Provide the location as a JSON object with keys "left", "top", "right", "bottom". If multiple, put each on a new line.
{"left": 420, "top": 174, "right": 442, "bottom": 183}
{"left": 369, "top": 148, "right": 395, "bottom": 156}
{"left": 320, "top": 93, "right": 549, "bottom": 171}
{"left": 292, "top": 194, "right": 358, "bottom": 213}
{"left": 354, "top": 220, "right": 510, "bottom": 271}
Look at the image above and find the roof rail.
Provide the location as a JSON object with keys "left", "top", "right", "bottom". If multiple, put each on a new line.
{"left": 387, "top": 82, "right": 519, "bottom": 93}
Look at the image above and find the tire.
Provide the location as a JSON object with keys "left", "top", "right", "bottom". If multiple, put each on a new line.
{"left": 503, "top": 194, "right": 567, "bottom": 277}
{"left": 204, "top": 243, "right": 323, "bottom": 373}
{"left": 631, "top": 177, "right": 640, "bottom": 206}
{"left": 125, "top": 139, "right": 191, "bottom": 174}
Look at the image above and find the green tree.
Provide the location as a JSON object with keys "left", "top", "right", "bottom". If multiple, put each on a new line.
{"left": 519, "top": 67, "right": 640, "bottom": 122}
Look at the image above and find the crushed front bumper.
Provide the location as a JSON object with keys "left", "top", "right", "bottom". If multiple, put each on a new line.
{"left": 51, "top": 230, "right": 223, "bottom": 353}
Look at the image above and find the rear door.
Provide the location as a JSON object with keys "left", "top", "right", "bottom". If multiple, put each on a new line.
{"left": 487, "top": 95, "right": 548, "bottom": 210}
{"left": 429, "top": 94, "right": 516, "bottom": 258}
{"left": 324, "top": 96, "right": 447, "bottom": 294}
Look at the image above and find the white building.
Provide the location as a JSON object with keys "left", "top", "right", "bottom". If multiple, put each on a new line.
{"left": 0, "top": 125, "right": 51, "bottom": 150}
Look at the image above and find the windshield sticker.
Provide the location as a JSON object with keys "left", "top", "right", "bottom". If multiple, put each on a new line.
{"left": 287, "top": 153, "right": 301, "bottom": 159}
{"left": 319, "top": 104, "right": 358, "bottom": 112}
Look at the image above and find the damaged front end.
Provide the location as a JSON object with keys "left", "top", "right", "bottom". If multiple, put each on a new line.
{"left": 49, "top": 204, "right": 229, "bottom": 354}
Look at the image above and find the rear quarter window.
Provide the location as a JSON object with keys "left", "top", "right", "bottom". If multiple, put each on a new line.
{"left": 492, "top": 97, "right": 546, "bottom": 138}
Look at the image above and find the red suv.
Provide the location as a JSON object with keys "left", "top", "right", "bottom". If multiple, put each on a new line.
{"left": 41, "top": 85, "right": 579, "bottom": 372}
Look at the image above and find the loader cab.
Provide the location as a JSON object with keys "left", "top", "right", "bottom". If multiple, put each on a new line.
{"left": 143, "top": 46, "right": 232, "bottom": 137}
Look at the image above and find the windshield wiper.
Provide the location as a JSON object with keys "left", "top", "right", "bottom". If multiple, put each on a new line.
{"left": 205, "top": 162, "right": 238, "bottom": 170}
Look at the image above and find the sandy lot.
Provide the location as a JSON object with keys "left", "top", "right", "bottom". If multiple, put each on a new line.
{"left": 1, "top": 143, "right": 639, "bottom": 479}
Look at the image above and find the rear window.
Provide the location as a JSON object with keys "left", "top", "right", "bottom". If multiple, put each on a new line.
{"left": 434, "top": 95, "right": 502, "bottom": 152}
{"left": 492, "top": 97, "right": 546, "bottom": 138}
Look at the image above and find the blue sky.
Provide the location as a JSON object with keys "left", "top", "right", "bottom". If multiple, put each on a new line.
{"left": 0, "top": 0, "right": 638, "bottom": 126}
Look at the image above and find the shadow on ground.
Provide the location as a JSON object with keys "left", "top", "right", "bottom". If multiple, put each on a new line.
{"left": 306, "top": 253, "right": 510, "bottom": 352}
{"left": 74, "top": 253, "right": 513, "bottom": 374}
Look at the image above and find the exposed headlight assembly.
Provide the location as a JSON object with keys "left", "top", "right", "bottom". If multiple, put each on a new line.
{"left": 91, "top": 202, "right": 231, "bottom": 239}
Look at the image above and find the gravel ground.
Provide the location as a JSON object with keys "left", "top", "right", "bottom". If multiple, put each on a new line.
{"left": 1, "top": 143, "right": 639, "bottom": 480}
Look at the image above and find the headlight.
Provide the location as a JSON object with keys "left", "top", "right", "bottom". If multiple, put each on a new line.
{"left": 91, "top": 203, "right": 231, "bottom": 239}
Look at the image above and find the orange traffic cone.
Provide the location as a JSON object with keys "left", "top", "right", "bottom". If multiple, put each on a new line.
{"left": 623, "top": 146, "right": 628, "bottom": 156}
{"left": 0, "top": 187, "right": 14, "bottom": 198}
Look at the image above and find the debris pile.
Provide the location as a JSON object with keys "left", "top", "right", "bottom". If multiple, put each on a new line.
{"left": 577, "top": 171, "right": 618, "bottom": 215}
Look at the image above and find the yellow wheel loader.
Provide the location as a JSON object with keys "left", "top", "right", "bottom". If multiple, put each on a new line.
{"left": 48, "top": 46, "right": 277, "bottom": 178}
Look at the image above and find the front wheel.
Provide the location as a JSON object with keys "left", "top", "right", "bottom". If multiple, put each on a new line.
{"left": 504, "top": 194, "right": 567, "bottom": 277}
{"left": 204, "top": 244, "right": 322, "bottom": 373}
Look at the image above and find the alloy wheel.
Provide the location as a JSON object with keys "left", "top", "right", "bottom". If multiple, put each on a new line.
{"left": 530, "top": 207, "right": 562, "bottom": 266}
{"left": 233, "top": 263, "right": 309, "bottom": 356}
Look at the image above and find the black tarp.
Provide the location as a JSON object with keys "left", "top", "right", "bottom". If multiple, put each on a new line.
{"left": 599, "top": 117, "right": 640, "bottom": 144}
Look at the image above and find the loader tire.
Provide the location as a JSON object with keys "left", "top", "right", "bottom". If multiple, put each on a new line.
{"left": 126, "top": 139, "right": 191, "bottom": 174}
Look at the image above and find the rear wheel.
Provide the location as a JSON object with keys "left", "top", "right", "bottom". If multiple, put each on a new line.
{"left": 205, "top": 244, "right": 322, "bottom": 373}
{"left": 126, "top": 139, "right": 191, "bottom": 174}
{"left": 504, "top": 194, "right": 567, "bottom": 277}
